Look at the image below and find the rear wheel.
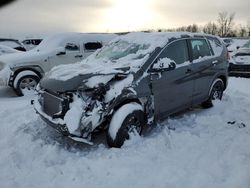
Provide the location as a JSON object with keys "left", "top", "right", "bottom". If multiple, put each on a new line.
{"left": 15, "top": 75, "right": 40, "bottom": 96}
{"left": 202, "top": 78, "right": 224, "bottom": 108}
{"left": 107, "top": 103, "right": 146, "bottom": 148}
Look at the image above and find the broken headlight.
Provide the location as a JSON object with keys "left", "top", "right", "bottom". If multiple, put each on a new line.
{"left": 92, "top": 83, "right": 110, "bottom": 101}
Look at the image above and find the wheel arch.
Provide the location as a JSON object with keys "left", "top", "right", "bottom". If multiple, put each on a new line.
{"left": 217, "top": 74, "right": 227, "bottom": 91}
{"left": 12, "top": 69, "right": 42, "bottom": 89}
{"left": 107, "top": 89, "right": 142, "bottom": 116}
{"left": 107, "top": 102, "right": 145, "bottom": 148}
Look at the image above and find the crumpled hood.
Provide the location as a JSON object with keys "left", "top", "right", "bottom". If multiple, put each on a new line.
{"left": 0, "top": 49, "right": 55, "bottom": 66}
{"left": 46, "top": 60, "right": 129, "bottom": 81}
{"left": 40, "top": 64, "right": 128, "bottom": 92}
{"left": 40, "top": 73, "right": 95, "bottom": 92}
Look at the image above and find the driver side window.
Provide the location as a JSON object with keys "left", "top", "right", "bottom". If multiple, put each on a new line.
{"left": 157, "top": 39, "right": 189, "bottom": 65}
{"left": 191, "top": 39, "right": 211, "bottom": 60}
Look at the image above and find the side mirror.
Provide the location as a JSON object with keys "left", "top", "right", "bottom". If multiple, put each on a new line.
{"left": 151, "top": 59, "right": 176, "bottom": 72}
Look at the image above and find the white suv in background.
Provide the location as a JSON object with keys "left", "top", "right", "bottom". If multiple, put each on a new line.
{"left": 22, "top": 38, "right": 42, "bottom": 50}
{"left": 0, "top": 32, "right": 117, "bottom": 96}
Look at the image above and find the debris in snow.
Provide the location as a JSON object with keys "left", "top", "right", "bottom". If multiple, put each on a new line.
{"left": 227, "top": 121, "right": 246, "bottom": 128}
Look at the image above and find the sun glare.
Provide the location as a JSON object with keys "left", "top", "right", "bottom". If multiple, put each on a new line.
{"left": 106, "top": 0, "right": 151, "bottom": 32}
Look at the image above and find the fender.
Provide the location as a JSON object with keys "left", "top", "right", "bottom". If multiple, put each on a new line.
{"left": 12, "top": 70, "right": 39, "bottom": 89}
{"left": 107, "top": 88, "right": 141, "bottom": 116}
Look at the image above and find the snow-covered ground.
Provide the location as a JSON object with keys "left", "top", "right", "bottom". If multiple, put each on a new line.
{"left": 0, "top": 77, "right": 250, "bottom": 188}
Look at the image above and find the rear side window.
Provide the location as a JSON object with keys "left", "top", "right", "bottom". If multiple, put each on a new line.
{"left": 158, "top": 40, "right": 189, "bottom": 65}
{"left": 23, "top": 40, "right": 31, "bottom": 45}
{"left": 191, "top": 39, "right": 211, "bottom": 60}
{"left": 207, "top": 36, "right": 223, "bottom": 56}
{"left": 84, "top": 42, "right": 102, "bottom": 51}
{"left": 33, "top": 40, "right": 42, "bottom": 45}
{"left": 65, "top": 43, "right": 80, "bottom": 51}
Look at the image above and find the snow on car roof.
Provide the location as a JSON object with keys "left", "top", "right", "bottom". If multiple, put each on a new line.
{"left": 33, "top": 32, "right": 117, "bottom": 52}
{"left": 113, "top": 32, "right": 191, "bottom": 48}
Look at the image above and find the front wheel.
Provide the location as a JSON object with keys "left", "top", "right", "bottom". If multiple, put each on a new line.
{"left": 202, "top": 78, "right": 224, "bottom": 108}
{"left": 15, "top": 75, "right": 40, "bottom": 96}
{"left": 107, "top": 102, "right": 146, "bottom": 148}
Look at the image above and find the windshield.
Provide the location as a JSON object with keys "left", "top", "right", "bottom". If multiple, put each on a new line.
{"left": 95, "top": 40, "right": 150, "bottom": 61}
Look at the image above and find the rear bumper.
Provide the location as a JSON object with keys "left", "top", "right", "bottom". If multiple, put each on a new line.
{"left": 229, "top": 63, "right": 250, "bottom": 77}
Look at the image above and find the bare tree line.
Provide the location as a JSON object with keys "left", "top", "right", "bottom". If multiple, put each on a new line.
{"left": 155, "top": 12, "right": 250, "bottom": 37}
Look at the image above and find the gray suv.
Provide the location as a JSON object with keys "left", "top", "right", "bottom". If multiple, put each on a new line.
{"left": 33, "top": 32, "right": 228, "bottom": 148}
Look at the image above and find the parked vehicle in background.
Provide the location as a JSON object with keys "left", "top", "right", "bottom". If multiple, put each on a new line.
{"left": 22, "top": 38, "right": 42, "bottom": 50}
{"left": 0, "top": 32, "right": 117, "bottom": 96}
{"left": 0, "top": 44, "right": 21, "bottom": 56}
{"left": 0, "top": 38, "right": 26, "bottom": 51}
{"left": 229, "top": 39, "right": 250, "bottom": 77}
{"left": 227, "top": 38, "right": 249, "bottom": 53}
{"left": 33, "top": 32, "right": 228, "bottom": 148}
{"left": 222, "top": 38, "right": 233, "bottom": 47}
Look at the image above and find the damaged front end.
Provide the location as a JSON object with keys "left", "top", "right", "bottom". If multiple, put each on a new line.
{"left": 33, "top": 73, "right": 134, "bottom": 144}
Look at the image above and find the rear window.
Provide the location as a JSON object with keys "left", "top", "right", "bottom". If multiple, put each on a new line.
{"left": 191, "top": 39, "right": 211, "bottom": 60}
{"left": 207, "top": 36, "right": 223, "bottom": 57}
{"left": 84, "top": 42, "right": 102, "bottom": 51}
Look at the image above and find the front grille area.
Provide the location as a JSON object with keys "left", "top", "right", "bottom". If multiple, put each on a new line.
{"left": 41, "top": 91, "right": 65, "bottom": 117}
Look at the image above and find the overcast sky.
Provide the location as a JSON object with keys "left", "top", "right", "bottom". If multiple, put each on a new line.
{"left": 0, "top": 0, "right": 249, "bottom": 37}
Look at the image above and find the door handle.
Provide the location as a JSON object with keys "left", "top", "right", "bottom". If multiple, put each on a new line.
{"left": 75, "top": 55, "right": 83, "bottom": 58}
{"left": 185, "top": 69, "right": 192, "bottom": 74}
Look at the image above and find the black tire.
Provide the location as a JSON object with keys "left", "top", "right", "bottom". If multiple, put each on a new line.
{"left": 202, "top": 78, "right": 224, "bottom": 108}
{"left": 15, "top": 75, "right": 40, "bottom": 96}
{"left": 107, "top": 103, "right": 146, "bottom": 148}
